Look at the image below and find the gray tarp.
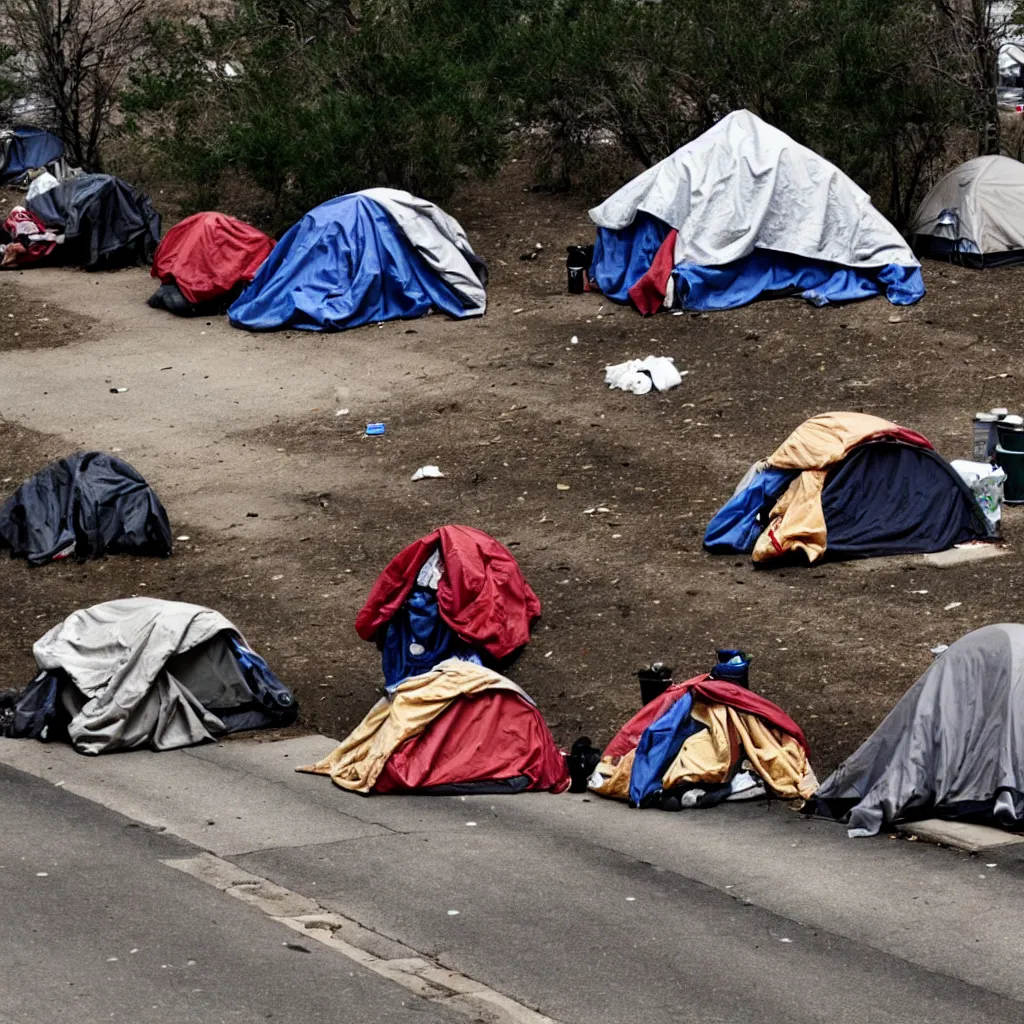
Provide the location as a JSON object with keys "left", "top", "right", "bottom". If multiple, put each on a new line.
{"left": 358, "top": 188, "right": 487, "bottom": 315}
{"left": 813, "top": 624, "right": 1024, "bottom": 836}
{"left": 589, "top": 109, "right": 919, "bottom": 271}
{"left": 34, "top": 598, "right": 240, "bottom": 754}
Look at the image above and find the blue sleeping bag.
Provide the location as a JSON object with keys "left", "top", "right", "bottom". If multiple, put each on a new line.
{"left": 229, "top": 194, "right": 474, "bottom": 331}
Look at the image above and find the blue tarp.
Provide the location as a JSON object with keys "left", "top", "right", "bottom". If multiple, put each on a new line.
{"left": 629, "top": 691, "right": 704, "bottom": 806}
{"left": 228, "top": 193, "right": 473, "bottom": 331}
{"left": 0, "top": 128, "right": 64, "bottom": 184}
{"left": 590, "top": 218, "right": 926, "bottom": 311}
{"left": 703, "top": 466, "right": 798, "bottom": 554}
{"left": 381, "top": 587, "right": 482, "bottom": 691}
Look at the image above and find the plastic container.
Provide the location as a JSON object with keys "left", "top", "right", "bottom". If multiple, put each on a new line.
{"left": 638, "top": 663, "right": 672, "bottom": 705}
{"left": 566, "top": 245, "right": 592, "bottom": 294}
{"left": 995, "top": 445, "right": 1024, "bottom": 503}
{"left": 973, "top": 412, "right": 997, "bottom": 460}
{"left": 997, "top": 422, "right": 1024, "bottom": 452}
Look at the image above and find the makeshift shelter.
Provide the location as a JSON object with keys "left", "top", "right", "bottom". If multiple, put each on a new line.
{"left": 589, "top": 674, "right": 816, "bottom": 808}
{"left": 588, "top": 110, "right": 924, "bottom": 313}
{"left": 0, "top": 599, "right": 297, "bottom": 753}
{"left": 149, "top": 212, "right": 275, "bottom": 316}
{"left": 300, "top": 658, "right": 568, "bottom": 794}
{"left": 0, "top": 451, "right": 172, "bottom": 566}
{"left": 228, "top": 188, "right": 487, "bottom": 331}
{"left": 300, "top": 525, "right": 566, "bottom": 794}
{"left": 813, "top": 624, "right": 1024, "bottom": 836}
{"left": 910, "top": 156, "right": 1024, "bottom": 266}
{"left": 0, "top": 127, "right": 64, "bottom": 184}
{"left": 704, "top": 413, "right": 991, "bottom": 564}
{"left": 27, "top": 173, "right": 160, "bottom": 269}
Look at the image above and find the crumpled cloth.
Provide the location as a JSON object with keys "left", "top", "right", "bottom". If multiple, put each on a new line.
{"left": 604, "top": 356, "right": 684, "bottom": 395}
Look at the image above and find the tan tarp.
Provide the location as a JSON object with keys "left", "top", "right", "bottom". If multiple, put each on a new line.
{"left": 589, "top": 700, "right": 817, "bottom": 802}
{"left": 298, "top": 659, "right": 529, "bottom": 793}
{"left": 752, "top": 412, "right": 905, "bottom": 563}
{"left": 910, "top": 156, "right": 1024, "bottom": 256}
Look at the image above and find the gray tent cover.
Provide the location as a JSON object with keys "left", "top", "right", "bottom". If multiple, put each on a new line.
{"left": 27, "top": 173, "right": 160, "bottom": 269}
{"left": 909, "top": 156, "right": 1024, "bottom": 266}
{"left": 32, "top": 598, "right": 296, "bottom": 754}
{"left": 813, "top": 624, "right": 1024, "bottom": 836}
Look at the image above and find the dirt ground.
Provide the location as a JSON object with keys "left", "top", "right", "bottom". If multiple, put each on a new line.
{"left": 2, "top": 165, "right": 1024, "bottom": 775}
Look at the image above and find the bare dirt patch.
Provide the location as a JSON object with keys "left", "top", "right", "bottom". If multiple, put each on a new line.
{"left": 2, "top": 161, "right": 1024, "bottom": 775}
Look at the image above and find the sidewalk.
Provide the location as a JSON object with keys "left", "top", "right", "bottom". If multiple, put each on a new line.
{"left": 2, "top": 733, "right": 1023, "bottom": 1023}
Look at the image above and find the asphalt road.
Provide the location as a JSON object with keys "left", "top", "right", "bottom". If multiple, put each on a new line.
{"left": 4, "top": 736, "right": 1024, "bottom": 1024}
{"left": 0, "top": 764, "right": 459, "bottom": 1024}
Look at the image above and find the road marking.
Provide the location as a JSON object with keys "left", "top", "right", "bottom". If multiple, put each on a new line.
{"left": 163, "top": 853, "right": 559, "bottom": 1024}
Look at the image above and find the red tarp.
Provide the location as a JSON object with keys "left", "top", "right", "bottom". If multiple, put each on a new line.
{"left": 151, "top": 212, "right": 274, "bottom": 305}
{"left": 627, "top": 228, "right": 678, "bottom": 315}
{"left": 355, "top": 525, "right": 541, "bottom": 659}
{"left": 602, "top": 674, "right": 810, "bottom": 760}
{"left": 374, "top": 690, "right": 569, "bottom": 793}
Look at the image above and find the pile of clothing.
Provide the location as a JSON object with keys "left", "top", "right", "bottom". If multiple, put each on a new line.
{"left": 300, "top": 525, "right": 568, "bottom": 794}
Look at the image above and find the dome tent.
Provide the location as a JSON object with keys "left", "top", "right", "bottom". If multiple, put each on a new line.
{"left": 588, "top": 110, "right": 924, "bottom": 313}
{"left": 148, "top": 211, "right": 275, "bottom": 316}
{"left": 0, "top": 127, "right": 64, "bottom": 184}
{"left": 910, "top": 155, "right": 1024, "bottom": 266}
{"left": 228, "top": 188, "right": 487, "bottom": 331}
{"left": 813, "top": 624, "right": 1024, "bottom": 836}
{"left": 704, "top": 413, "right": 991, "bottom": 564}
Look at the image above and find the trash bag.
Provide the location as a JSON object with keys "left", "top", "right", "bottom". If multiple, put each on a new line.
{"left": 0, "top": 451, "right": 172, "bottom": 566}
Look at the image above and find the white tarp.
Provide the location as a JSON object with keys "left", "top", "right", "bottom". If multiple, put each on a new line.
{"left": 34, "top": 598, "right": 239, "bottom": 754}
{"left": 359, "top": 187, "right": 487, "bottom": 316}
{"left": 910, "top": 155, "right": 1024, "bottom": 256}
{"left": 589, "top": 109, "right": 918, "bottom": 270}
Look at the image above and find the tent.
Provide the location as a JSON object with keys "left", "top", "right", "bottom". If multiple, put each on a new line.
{"left": 0, "top": 451, "right": 172, "bottom": 566}
{"left": 589, "top": 673, "right": 816, "bottom": 808}
{"left": 300, "top": 525, "right": 567, "bottom": 794}
{"left": 0, "top": 127, "right": 64, "bottom": 184}
{"left": 588, "top": 110, "right": 924, "bottom": 313}
{"left": 27, "top": 173, "right": 160, "bottom": 269}
{"left": 910, "top": 156, "right": 1024, "bottom": 266}
{"left": 0, "top": 598, "right": 298, "bottom": 753}
{"left": 299, "top": 658, "right": 568, "bottom": 794}
{"left": 704, "top": 413, "right": 991, "bottom": 564}
{"left": 149, "top": 211, "right": 275, "bottom": 316}
{"left": 813, "top": 624, "right": 1024, "bottom": 836}
{"left": 228, "top": 188, "right": 487, "bottom": 331}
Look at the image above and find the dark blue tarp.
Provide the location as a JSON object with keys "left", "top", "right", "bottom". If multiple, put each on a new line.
{"left": 229, "top": 194, "right": 473, "bottom": 331}
{"left": 703, "top": 467, "right": 798, "bottom": 554}
{"left": 590, "top": 217, "right": 926, "bottom": 310}
{"left": 0, "top": 128, "right": 64, "bottom": 183}
{"left": 27, "top": 174, "right": 160, "bottom": 269}
{"left": 629, "top": 691, "right": 703, "bottom": 806}
{"left": 821, "top": 442, "right": 990, "bottom": 558}
{"left": 381, "top": 587, "right": 482, "bottom": 690}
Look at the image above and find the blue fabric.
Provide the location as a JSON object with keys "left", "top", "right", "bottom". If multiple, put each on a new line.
{"left": 229, "top": 193, "right": 475, "bottom": 331}
{"left": 821, "top": 442, "right": 990, "bottom": 559}
{"left": 589, "top": 213, "right": 671, "bottom": 302}
{"left": 589, "top": 212, "right": 925, "bottom": 310}
{"left": 673, "top": 251, "right": 925, "bottom": 310}
{"left": 1, "top": 128, "right": 64, "bottom": 183}
{"left": 704, "top": 467, "right": 798, "bottom": 553}
{"left": 381, "top": 587, "right": 482, "bottom": 690}
{"left": 629, "top": 692, "right": 704, "bottom": 806}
